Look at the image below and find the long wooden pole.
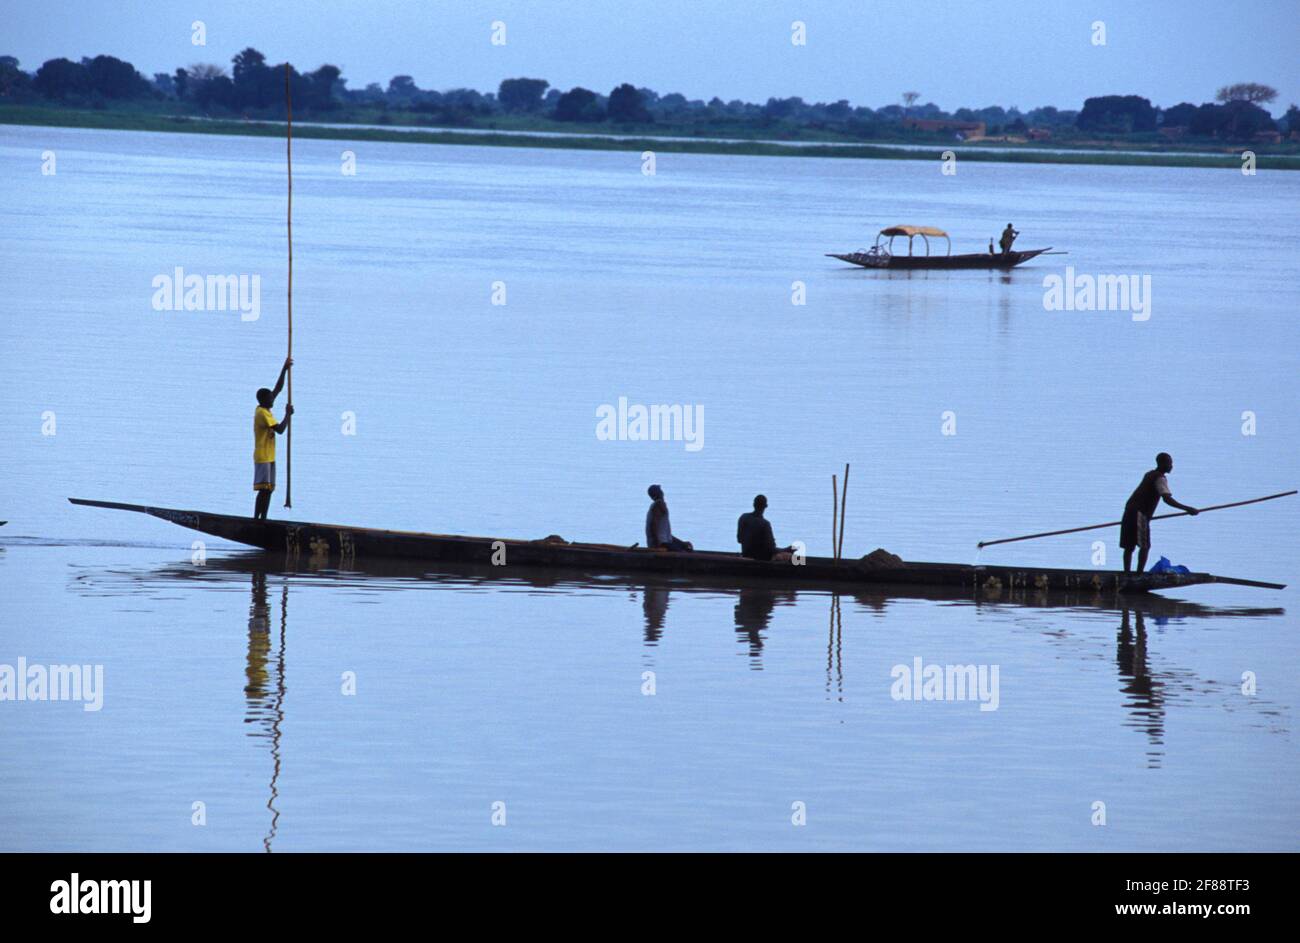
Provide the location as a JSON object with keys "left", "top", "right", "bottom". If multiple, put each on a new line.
{"left": 977, "top": 490, "right": 1297, "bottom": 549}
{"left": 283, "top": 64, "right": 293, "bottom": 508}
{"left": 837, "top": 463, "right": 850, "bottom": 561}
{"left": 831, "top": 474, "right": 839, "bottom": 562}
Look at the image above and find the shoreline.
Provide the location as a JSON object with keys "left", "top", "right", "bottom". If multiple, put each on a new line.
{"left": 4, "top": 105, "right": 1298, "bottom": 170}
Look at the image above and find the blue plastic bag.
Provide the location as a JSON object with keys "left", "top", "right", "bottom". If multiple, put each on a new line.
{"left": 1149, "top": 556, "right": 1191, "bottom": 575}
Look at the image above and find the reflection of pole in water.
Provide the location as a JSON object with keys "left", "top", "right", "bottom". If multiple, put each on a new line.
{"left": 825, "top": 594, "right": 843, "bottom": 700}
{"left": 1116, "top": 608, "right": 1165, "bottom": 767}
{"left": 245, "top": 572, "right": 287, "bottom": 852}
{"left": 267, "top": 583, "right": 287, "bottom": 851}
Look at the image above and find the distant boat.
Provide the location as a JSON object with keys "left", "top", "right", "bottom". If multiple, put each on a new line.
{"left": 69, "top": 498, "right": 1284, "bottom": 597}
{"left": 827, "top": 225, "right": 1054, "bottom": 270}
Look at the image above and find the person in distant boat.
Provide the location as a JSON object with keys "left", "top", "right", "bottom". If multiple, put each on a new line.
{"left": 253, "top": 357, "right": 294, "bottom": 520}
{"left": 999, "top": 223, "right": 1020, "bottom": 254}
{"left": 737, "top": 494, "right": 793, "bottom": 562}
{"left": 1120, "top": 452, "right": 1197, "bottom": 574}
{"left": 645, "top": 484, "right": 693, "bottom": 551}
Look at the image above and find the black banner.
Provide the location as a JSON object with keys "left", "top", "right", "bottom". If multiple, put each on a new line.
{"left": 4, "top": 852, "right": 1281, "bottom": 929}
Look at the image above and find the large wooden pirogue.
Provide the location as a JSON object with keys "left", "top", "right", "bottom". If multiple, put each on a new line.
{"left": 70, "top": 499, "right": 1285, "bottom": 595}
{"left": 827, "top": 225, "right": 1054, "bottom": 270}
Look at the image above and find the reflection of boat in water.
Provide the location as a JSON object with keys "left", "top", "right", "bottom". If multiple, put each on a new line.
{"left": 80, "top": 554, "right": 1284, "bottom": 800}
{"left": 827, "top": 225, "right": 1055, "bottom": 270}
{"left": 69, "top": 499, "right": 1284, "bottom": 598}
{"left": 126, "top": 550, "right": 1285, "bottom": 622}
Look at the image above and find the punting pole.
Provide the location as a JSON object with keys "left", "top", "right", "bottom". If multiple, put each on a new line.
{"left": 283, "top": 63, "right": 294, "bottom": 508}
{"left": 831, "top": 474, "right": 839, "bottom": 562}
{"left": 837, "top": 463, "right": 850, "bottom": 561}
{"left": 977, "top": 490, "right": 1297, "bottom": 549}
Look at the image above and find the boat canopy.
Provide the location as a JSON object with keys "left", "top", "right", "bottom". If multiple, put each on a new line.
{"left": 874, "top": 225, "right": 951, "bottom": 257}
{"left": 880, "top": 225, "right": 948, "bottom": 238}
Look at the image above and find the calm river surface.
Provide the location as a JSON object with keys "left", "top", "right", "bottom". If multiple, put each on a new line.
{"left": 1, "top": 123, "right": 1297, "bottom": 850}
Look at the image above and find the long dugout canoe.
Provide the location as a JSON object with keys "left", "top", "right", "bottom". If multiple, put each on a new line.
{"left": 826, "top": 248, "right": 1050, "bottom": 270}
{"left": 69, "top": 499, "right": 1285, "bottom": 595}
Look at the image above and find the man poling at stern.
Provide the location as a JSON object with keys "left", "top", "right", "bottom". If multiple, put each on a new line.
{"left": 253, "top": 357, "right": 294, "bottom": 520}
{"left": 1120, "top": 452, "right": 1198, "bottom": 574}
{"left": 999, "top": 222, "right": 1019, "bottom": 254}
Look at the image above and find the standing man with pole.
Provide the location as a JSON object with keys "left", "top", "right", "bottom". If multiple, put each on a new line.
{"left": 253, "top": 359, "right": 294, "bottom": 519}
{"left": 1120, "top": 452, "right": 1198, "bottom": 574}
{"left": 999, "top": 222, "right": 1020, "bottom": 255}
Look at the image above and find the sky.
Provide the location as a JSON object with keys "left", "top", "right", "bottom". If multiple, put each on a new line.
{"left": 4, "top": 0, "right": 1297, "bottom": 114}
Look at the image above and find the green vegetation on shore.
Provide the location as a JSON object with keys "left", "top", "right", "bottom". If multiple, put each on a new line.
{"left": 4, "top": 48, "right": 1299, "bottom": 169}
{"left": 5, "top": 104, "right": 1299, "bottom": 170}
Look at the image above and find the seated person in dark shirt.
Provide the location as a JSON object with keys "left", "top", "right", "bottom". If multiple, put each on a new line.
{"left": 736, "top": 494, "right": 793, "bottom": 562}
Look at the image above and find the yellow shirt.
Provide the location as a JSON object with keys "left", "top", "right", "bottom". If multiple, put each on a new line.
{"left": 253, "top": 406, "right": 278, "bottom": 463}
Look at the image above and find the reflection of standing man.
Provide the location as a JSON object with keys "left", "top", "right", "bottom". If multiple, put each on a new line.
{"left": 1116, "top": 608, "right": 1166, "bottom": 762}
{"left": 245, "top": 571, "right": 270, "bottom": 700}
{"left": 245, "top": 570, "right": 287, "bottom": 852}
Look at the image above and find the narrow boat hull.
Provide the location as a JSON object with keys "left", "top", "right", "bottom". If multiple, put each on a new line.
{"left": 70, "top": 499, "right": 1281, "bottom": 596}
{"left": 827, "top": 248, "right": 1050, "bottom": 270}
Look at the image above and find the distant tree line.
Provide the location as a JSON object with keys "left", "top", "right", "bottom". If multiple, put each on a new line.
{"left": 1, "top": 50, "right": 1294, "bottom": 144}
{"left": 1076, "top": 86, "right": 1284, "bottom": 140}
{"left": 0, "top": 50, "right": 342, "bottom": 114}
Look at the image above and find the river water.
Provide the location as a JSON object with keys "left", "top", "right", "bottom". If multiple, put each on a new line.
{"left": 1, "top": 123, "right": 1297, "bottom": 850}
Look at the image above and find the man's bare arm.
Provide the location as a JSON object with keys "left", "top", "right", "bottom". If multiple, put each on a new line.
{"left": 1162, "top": 494, "right": 1198, "bottom": 515}
{"left": 269, "top": 357, "right": 293, "bottom": 402}
{"left": 275, "top": 404, "right": 294, "bottom": 434}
